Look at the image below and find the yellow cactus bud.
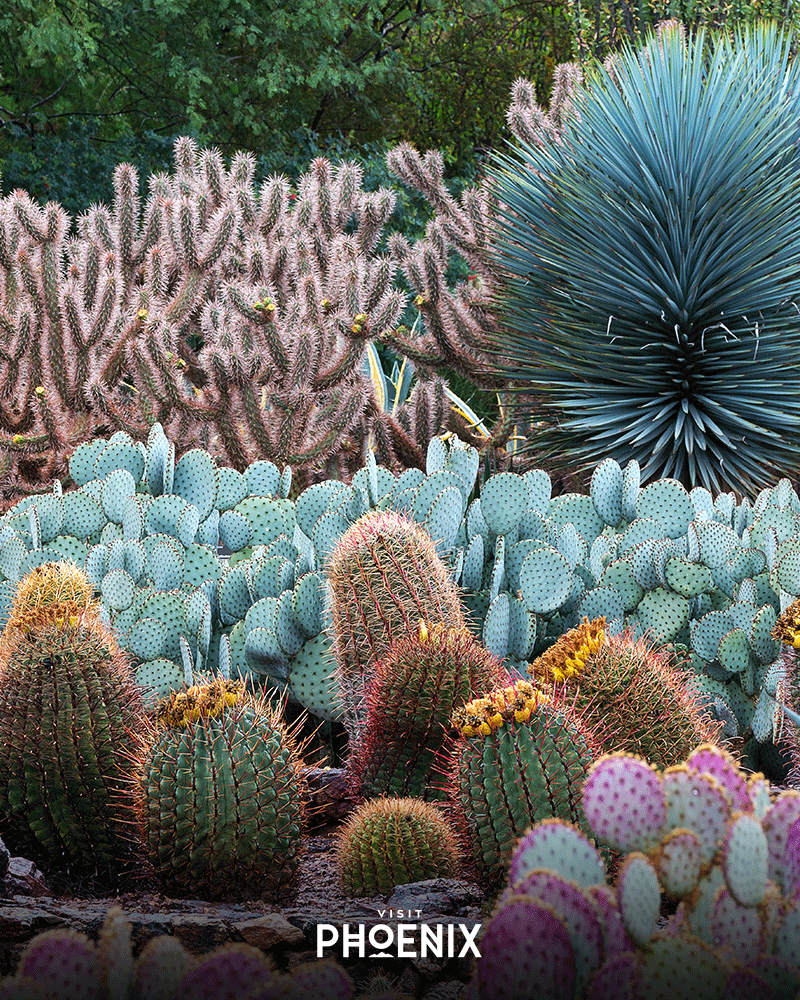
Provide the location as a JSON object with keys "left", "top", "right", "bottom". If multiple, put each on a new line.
{"left": 773, "top": 599, "right": 800, "bottom": 647}
{"left": 529, "top": 617, "right": 607, "bottom": 685}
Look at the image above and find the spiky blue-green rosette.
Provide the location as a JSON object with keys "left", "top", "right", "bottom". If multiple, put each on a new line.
{"left": 489, "top": 25, "right": 800, "bottom": 492}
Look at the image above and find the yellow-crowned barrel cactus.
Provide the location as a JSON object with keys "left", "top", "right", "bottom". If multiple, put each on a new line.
{"left": 530, "top": 617, "right": 720, "bottom": 770}
{"left": 134, "top": 675, "right": 306, "bottom": 900}
{"left": 0, "top": 564, "right": 146, "bottom": 881}
{"left": 336, "top": 796, "right": 458, "bottom": 897}
{"left": 447, "top": 679, "right": 599, "bottom": 890}
{"left": 348, "top": 622, "right": 508, "bottom": 801}
{"left": 327, "top": 509, "right": 465, "bottom": 747}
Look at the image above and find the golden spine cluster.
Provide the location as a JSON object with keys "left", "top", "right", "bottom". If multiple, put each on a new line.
{"left": 772, "top": 599, "right": 800, "bottom": 647}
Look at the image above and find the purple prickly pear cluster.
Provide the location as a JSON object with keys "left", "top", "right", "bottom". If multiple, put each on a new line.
{"left": 1, "top": 909, "right": 400, "bottom": 1000}
{"left": 468, "top": 743, "right": 800, "bottom": 1000}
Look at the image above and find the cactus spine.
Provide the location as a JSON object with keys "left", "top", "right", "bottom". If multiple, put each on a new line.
{"left": 135, "top": 676, "right": 306, "bottom": 900}
{"left": 530, "top": 619, "right": 720, "bottom": 770}
{"left": 447, "top": 679, "right": 598, "bottom": 890}
{"left": 348, "top": 622, "right": 509, "bottom": 800}
{"left": 0, "top": 564, "right": 145, "bottom": 880}
{"left": 327, "top": 509, "right": 465, "bottom": 746}
{"left": 336, "top": 796, "right": 458, "bottom": 897}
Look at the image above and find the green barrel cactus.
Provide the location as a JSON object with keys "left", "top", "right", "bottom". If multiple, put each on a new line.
{"left": 0, "top": 566, "right": 146, "bottom": 880}
{"left": 529, "top": 617, "right": 719, "bottom": 770}
{"left": 135, "top": 675, "right": 306, "bottom": 900}
{"left": 327, "top": 509, "right": 465, "bottom": 746}
{"left": 9, "top": 561, "right": 95, "bottom": 620}
{"left": 348, "top": 622, "right": 508, "bottom": 801}
{"left": 336, "top": 796, "right": 458, "bottom": 897}
{"left": 447, "top": 678, "right": 598, "bottom": 890}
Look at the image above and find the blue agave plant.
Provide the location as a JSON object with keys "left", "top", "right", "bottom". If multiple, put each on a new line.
{"left": 490, "top": 25, "right": 800, "bottom": 492}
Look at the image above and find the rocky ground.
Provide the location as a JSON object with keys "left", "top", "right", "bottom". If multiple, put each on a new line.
{"left": 0, "top": 769, "right": 485, "bottom": 998}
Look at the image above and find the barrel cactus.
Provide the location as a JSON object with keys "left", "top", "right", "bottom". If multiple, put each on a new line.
{"left": 336, "top": 796, "right": 458, "bottom": 897}
{"left": 327, "top": 509, "right": 465, "bottom": 747}
{"left": 9, "top": 561, "right": 95, "bottom": 620}
{"left": 134, "top": 675, "right": 306, "bottom": 900}
{"left": 348, "top": 622, "right": 508, "bottom": 801}
{"left": 0, "top": 564, "right": 146, "bottom": 881}
{"left": 771, "top": 601, "right": 800, "bottom": 784}
{"left": 446, "top": 678, "right": 599, "bottom": 890}
{"left": 530, "top": 617, "right": 720, "bottom": 770}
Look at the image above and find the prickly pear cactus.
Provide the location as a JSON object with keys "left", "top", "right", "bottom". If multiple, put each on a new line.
{"left": 447, "top": 679, "right": 598, "bottom": 890}
{"left": 336, "top": 796, "right": 458, "bottom": 897}
{"left": 0, "top": 564, "right": 146, "bottom": 880}
{"left": 348, "top": 622, "right": 508, "bottom": 800}
{"left": 470, "top": 744, "right": 800, "bottom": 999}
{"left": 134, "top": 676, "right": 306, "bottom": 900}
{"left": 5, "top": 422, "right": 800, "bottom": 770}
{"left": 1, "top": 908, "right": 360, "bottom": 1000}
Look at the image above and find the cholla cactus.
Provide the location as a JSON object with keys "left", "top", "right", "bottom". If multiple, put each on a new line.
{"left": 0, "top": 143, "right": 459, "bottom": 498}
{"left": 384, "top": 144, "right": 507, "bottom": 395}
{"left": 504, "top": 65, "right": 583, "bottom": 147}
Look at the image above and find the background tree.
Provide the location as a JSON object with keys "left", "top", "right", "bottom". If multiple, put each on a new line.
{"left": 569, "top": 0, "right": 799, "bottom": 58}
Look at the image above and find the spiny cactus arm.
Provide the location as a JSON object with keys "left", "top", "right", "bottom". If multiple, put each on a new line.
{"left": 32, "top": 384, "right": 64, "bottom": 449}
{"left": 378, "top": 326, "right": 444, "bottom": 368}
{"left": 112, "top": 162, "right": 142, "bottom": 273}
{"left": 353, "top": 188, "right": 397, "bottom": 256}
{"left": 226, "top": 283, "right": 291, "bottom": 374}
{"left": 369, "top": 401, "right": 426, "bottom": 471}
{"left": 238, "top": 381, "right": 281, "bottom": 462}
{"left": 0, "top": 311, "right": 36, "bottom": 423}
{"left": 311, "top": 340, "right": 365, "bottom": 392}
{"left": 206, "top": 398, "right": 253, "bottom": 471}
{"left": 386, "top": 143, "right": 461, "bottom": 220}
{"left": 285, "top": 386, "right": 369, "bottom": 467}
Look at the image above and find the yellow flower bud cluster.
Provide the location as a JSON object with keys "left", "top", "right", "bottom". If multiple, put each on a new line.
{"left": 529, "top": 617, "right": 607, "bottom": 684}
{"left": 253, "top": 298, "right": 275, "bottom": 313}
{"left": 772, "top": 599, "right": 800, "bottom": 648}
{"left": 156, "top": 677, "right": 245, "bottom": 729}
{"left": 451, "top": 679, "right": 544, "bottom": 737}
{"left": 351, "top": 313, "right": 368, "bottom": 334}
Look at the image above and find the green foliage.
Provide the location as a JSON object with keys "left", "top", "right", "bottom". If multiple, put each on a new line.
{"left": 389, "top": 0, "right": 574, "bottom": 168}
{"left": 570, "top": 0, "right": 800, "bottom": 59}
{"left": 490, "top": 24, "right": 800, "bottom": 493}
{"left": 0, "top": 119, "right": 181, "bottom": 216}
{"left": 0, "top": 0, "right": 444, "bottom": 147}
